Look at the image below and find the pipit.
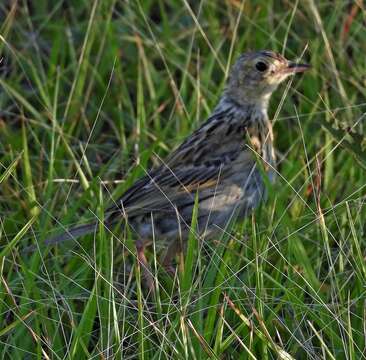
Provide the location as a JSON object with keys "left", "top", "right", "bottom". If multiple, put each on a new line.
{"left": 45, "top": 50, "right": 309, "bottom": 285}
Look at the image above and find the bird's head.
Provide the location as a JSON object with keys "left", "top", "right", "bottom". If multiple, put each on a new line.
{"left": 225, "top": 50, "right": 310, "bottom": 107}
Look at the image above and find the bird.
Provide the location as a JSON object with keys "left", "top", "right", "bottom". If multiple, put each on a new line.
{"left": 43, "top": 50, "right": 310, "bottom": 286}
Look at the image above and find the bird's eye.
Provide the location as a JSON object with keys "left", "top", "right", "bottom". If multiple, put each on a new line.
{"left": 255, "top": 61, "right": 268, "bottom": 72}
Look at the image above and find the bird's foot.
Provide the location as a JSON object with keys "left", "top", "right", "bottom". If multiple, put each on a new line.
{"left": 136, "top": 240, "right": 155, "bottom": 293}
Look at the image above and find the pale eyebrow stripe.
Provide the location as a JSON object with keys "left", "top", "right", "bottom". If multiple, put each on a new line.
{"left": 260, "top": 50, "right": 286, "bottom": 62}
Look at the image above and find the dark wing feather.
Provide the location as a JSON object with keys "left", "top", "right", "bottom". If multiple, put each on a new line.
{"left": 106, "top": 110, "right": 248, "bottom": 221}
{"left": 106, "top": 162, "right": 226, "bottom": 220}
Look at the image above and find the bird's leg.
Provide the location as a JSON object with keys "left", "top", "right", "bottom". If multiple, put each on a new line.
{"left": 161, "top": 240, "right": 180, "bottom": 277}
{"left": 135, "top": 239, "right": 154, "bottom": 292}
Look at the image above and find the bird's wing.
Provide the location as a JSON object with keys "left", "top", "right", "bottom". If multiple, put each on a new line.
{"left": 106, "top": 114, "right": 254, "bottom": 221}
{"left": 106, "top": 162, "right": 227, "bottom": 220}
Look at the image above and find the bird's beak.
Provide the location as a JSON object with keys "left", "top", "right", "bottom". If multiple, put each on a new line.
{"left": 281, "top": 61, "right": 311, "bottom": 74}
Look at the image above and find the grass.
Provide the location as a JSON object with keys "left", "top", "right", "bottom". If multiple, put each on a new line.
{"left": 0, "top": 0, "right": 366, "bottom": 358}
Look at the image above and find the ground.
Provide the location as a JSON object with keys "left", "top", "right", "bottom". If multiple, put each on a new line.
{"left": 0, "top": 1, "right": 365, "bottom": 358}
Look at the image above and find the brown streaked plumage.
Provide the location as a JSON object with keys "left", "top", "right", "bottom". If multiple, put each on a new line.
{"left": 42, "top": 50, "right": 310, "bottom": 285}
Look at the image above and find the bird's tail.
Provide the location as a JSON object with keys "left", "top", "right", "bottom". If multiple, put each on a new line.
{"left": 44, "top": 222, "right": 99, "bottom": 246}
{"left": 23, "top": 222, "right": 100, "bottom": 253}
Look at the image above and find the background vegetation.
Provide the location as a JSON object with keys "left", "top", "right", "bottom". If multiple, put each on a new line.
{"left": 0, "top": 0, "right": 365, "bottom": 358}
